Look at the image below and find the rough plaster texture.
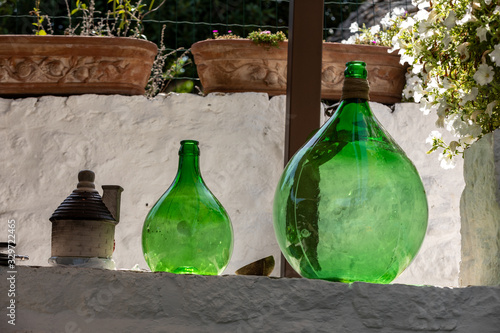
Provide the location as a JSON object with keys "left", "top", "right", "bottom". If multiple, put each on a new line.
{"left": 0, "top": 94, "right": 464, "bottom": 286}
{"left": 1, "top": 266, "right": 499, "bottom": 333}
{"left": 371, "top": 103, "right": 464, "bottom": 287}
{"left": 0, "top": 93, "right": 285, "bottom": 277}
{"left": 460, "top": 129, "right": 500, "bottom": 286}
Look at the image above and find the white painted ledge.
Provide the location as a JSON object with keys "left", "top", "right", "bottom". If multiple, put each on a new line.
{"left": 1, "top": 266, "right": 499, "bottom": 332}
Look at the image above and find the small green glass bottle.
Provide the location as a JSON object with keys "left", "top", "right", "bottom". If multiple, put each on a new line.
{"left": 142, "top": 140, "right": 233, "bottom": 275}
{"left": 273, "top": 61, "right": 428, "bottom": 283}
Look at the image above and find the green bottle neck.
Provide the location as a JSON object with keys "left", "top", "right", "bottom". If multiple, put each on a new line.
{"left": 337, "top": 98, "right": 374, "bottom": 129}
{"left": 174, "top": 140, "right": 204, "bottom": 184}
{"left": 342, "top": 61, "right": 369, "bottom": 101}
{"left": 321, "top": 97, "right": 385, "bottom": 143}
{"left": 175, "top": 153, "right": 203, "bottom": 184}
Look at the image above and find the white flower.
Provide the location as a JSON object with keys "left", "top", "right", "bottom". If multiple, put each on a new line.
{"left": 406, "top": 73, "right": 421, "bottom": 86}
{"left": 420, "top": 98, "right": 438, "bottom": 115}
{"left": 473, "top": 63, "right": 495, "bottom": 85}
{"left": 414, "top": 9, "right": 430, "bottom": 22}
{"left": 418, "top": 20, "right": 436, "bottom": 38}
{"left": 459, "top": 87, "right": 479, "bottom": 106}
{"left": 399, "top": 51, "right": 415, "bottom": 65}
{"left": 413, "top": 85, "right": 427, "bottom": 103}
{"left": 457, "top": 13, "right": 474, "bottom": 25}
{"left": 439, "top": 153, "right": 456, "bottom": 169}
{"left": 495, "top": 6, "right": 500, "bottom": 15}
{"left": 444, "top": 11, "right": 457, "bottom": 30}
{"left": 350, "top": 22, "right": 359, "bottom": 33}
{"left": 489, "top": 43, "right": 500, "bottom": 66}
{"left": 486, "top": 100, "right": 498, "bottom": 116}
{"left": 477, "top": 25, "right": 489, "bottom": 42}
{"left": 459, "top": 135, "right": 478, "bottom": 145}
{"left": 485, "top": 0, "right": 492, "bottom": 5}
{"left": 413, "top": 40, "right": 425, "bottom": 55}
{"left": 457, "top": 5, "right": 475, "bottom": 25}
{"left": 380, "top": 13, "right": 392, "bottom": 29}
{"left": 403, "top": 85, "right": 415, "bottom": 100}
{"left": 393, "top": 7, "right": 406, "bottom": 16}
{"left": 403, "top": 73, "right": 424, "bottom": 101}
{"left": 457, "top": 42, "right": 470, "bottom": 61}
{"left": 400, "top": 17, "right": 416, "bottom": 30}
{"left": 412, "top": 0, "right": 431, "bottom": 9}
{"left": 369, "top": 25, "right": 381, "bottom": 34}
{"left": 427, "top": 76, "right": 441, "bottom": 91}
{"left": 342, "top": 35, "right": 357, "bottom": 44}
{"left": 411, "top": 63, "right": 424, "bottom": 74}
{"left": 440, "top": 77, "right": 452, "bottom": 94}
{"left": 426, "top": 130, "right": 442, "bottom": 144}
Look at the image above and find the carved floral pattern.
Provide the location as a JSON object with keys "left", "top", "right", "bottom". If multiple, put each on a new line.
{"left": 208, "top": 60, "right": 287, "bottom": 90}
{"left": 0, "top": 56, "right": 129, "bottom": 84}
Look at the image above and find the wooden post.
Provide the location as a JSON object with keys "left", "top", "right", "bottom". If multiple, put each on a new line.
{"left": 281, "top": 0, "right": 324, "bottom": 277}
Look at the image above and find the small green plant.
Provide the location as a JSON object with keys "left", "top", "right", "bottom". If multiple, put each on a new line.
{"left": 212, "top": 30, "right": 240, "bottom": 40}
{"left": 247, "top": 29, "right": 287, "bottom": 48}
{"left": 30, "top": 0, "right": 53, "bottom": 35}
{"left": 146, "top": 28, "right": 192, "bottom": 97}
{"left": 65, "top": 0, "right": 166, "bottom": 38}
{"left": 212, "top": 29, "right": 287, "bottom": 48}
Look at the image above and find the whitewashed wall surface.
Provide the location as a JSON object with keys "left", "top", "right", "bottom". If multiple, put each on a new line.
{"left": 0, "top": 93, "right": 465, "bottom": 286}
{"left": 1, "top": 266, "right": 499, "bottom": 333}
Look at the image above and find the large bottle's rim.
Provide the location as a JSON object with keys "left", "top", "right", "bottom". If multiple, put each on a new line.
{"left": 345, "top": 61, "right": 367, "bottom": 79}
{"left": 179, "top": 140, "right": 200, "bottom": 156}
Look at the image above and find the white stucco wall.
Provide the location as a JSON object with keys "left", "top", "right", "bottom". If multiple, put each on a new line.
{"left": 2, "top": 266, "right": 499, "bottom": 333}
{"left": 460, "top": 129, "right": 500, "bottom": 286}
{"left": 371, "top": 103, "right": 464, "bottom": 286}
{"left": 0, "top": 93, "right": 464, "bottom": 286}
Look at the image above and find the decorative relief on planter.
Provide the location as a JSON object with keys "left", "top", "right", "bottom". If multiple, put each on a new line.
{"left": 0, "top": 57, "right": 129, "bottom": 84}
{"left": 192, "top": 40, "right": 407, "bottom": 104}
{"left": 203, "top": 59, "right": 288, "bottom": 92}
{"left": 0, "top": 35, "right": 157, "bottom": 96}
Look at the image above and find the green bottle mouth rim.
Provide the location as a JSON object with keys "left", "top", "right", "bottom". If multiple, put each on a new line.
{"left": 344, "top": 61, "right": 367, "bottom": 79}
{"left": 179, "top": 140, "right": 200, "bottom": 155}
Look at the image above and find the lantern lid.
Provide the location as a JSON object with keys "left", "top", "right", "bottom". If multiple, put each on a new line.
{"left": 49, "top": 170, "right": 115, "bottom": 222}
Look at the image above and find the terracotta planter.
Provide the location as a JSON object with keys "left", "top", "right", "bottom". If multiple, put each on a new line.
{"left": 0, "top": 35, "right": 158, "bottom": 96}
{"left": 191, "top": 39, "right": 407, "bottom": 104}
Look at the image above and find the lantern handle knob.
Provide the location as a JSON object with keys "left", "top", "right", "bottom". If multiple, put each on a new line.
{"left": 76, "top": 169, "right": 97, "bottom": 192}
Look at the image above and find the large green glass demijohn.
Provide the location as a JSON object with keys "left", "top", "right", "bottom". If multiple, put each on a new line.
{"left": 142, "top": 140, "right": 233, "bottom": 275}
{"left": 273, "top": 61, "right": 428, "bottom": 283}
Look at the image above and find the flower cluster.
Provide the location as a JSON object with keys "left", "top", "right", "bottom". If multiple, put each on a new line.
{"left": 247, "top": 30, "right": 287, "bottom": 48}
{"left": 212, "top": 30, "right": 240, "bottom": 40}
{"left": 342, "top": 7, "right": 408, "bottom": 46}
{"left": 394, "top": 0, "right": 500, "bottom": 168}
{"left": 212, "top": 29, "right": 286, "bottom": 49}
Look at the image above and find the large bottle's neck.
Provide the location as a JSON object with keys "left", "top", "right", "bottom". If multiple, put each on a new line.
{"left": 341, "top": 77, "right": 370, "bottom": 101}
{"left": 176, "top": 154, "right": 203, "bottom": 183}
